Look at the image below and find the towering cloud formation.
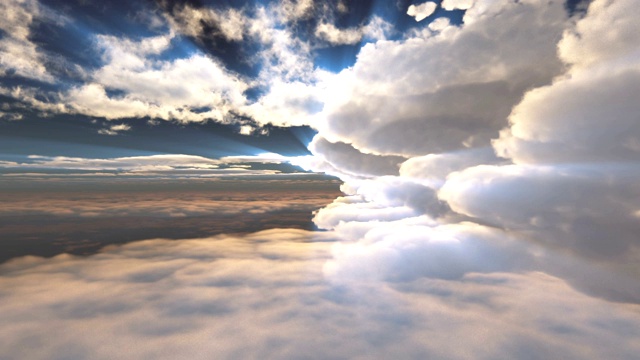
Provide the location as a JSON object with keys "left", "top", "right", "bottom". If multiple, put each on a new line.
{"left": 439, "top": 0, "right": 640, "bottom": 285}
{"left": 304, "top": 0, "right": 640, "bottom": 302}
{"left": 314, "top": 0, "right": 568, "bottom": 168}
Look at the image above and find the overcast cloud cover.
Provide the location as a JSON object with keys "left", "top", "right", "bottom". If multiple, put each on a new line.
{"left": 1, "top": 0, "right": 640, "bottom": 358}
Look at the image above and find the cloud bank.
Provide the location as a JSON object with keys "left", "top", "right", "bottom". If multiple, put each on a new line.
{"left": 2, "top": 229, "right": 640, "bottom": 359}
{"left": 300, "top": 0, "right": 640, "bottom": 304}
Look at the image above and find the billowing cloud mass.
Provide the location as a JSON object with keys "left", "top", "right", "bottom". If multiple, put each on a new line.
{"left": 315, "top": 0, "right": 568, "bottom": 158}
{"left": 407, "top": 2, "right": 438, "bottom": 22}
{"left": 302, "top": 0, "right": 640, "bottom": 303}
{"left": 2, "top": 230, "right": 640, "bottom": 360}
{"left": 442, "top": 0, "right": 475, "bottom": 11}
{"left": 65, "top": 33, "right": 249, "bottom": 123}
{"left": 315, "top": 16, "right": 392, "bottom": 45}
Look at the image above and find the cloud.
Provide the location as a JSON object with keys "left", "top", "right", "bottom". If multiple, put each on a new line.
{"left": 1, "top": 229, "right": 640, "bottom": 359}
{"left": 313, "top": 0, "right": 568, "bottom": 158}
{"left": 407, "top": 2, "right": 437, "bottom": 22}
{"left": 301, "top": 0, "right": 640, "bottom": 305}
{"left": 158, "top": 1, "right": 322, "bottom": 127}
{"left": 324, "top": 222, "right": 533, "bottom": 281}
{"left": 0, "top": 153, "right": 310, "bottom": 177}
{"left": 0, "top": 0, "right": 52, "bottom": 82}
{"left": 441, "top": 0, "right": 475, "bottom": 11}
{"left": 64, "top": 33, "right": 250, "bottom": 123}
{"left": 242, "top": 79, "right": 322, "bottom": 127}
{"left": 433, "top": 0, "right": 640, "bottom": 279}
{"left": 98, "top": 123, "right": 131, "bottom": 136}
{"left": 306, "top": 136, "right": 407, "bottom": 178}
{"left": 427, "top": 17, "right": 451, "bottom": 32}
{"left": 439, "top": 164, "right": 640, "bottom": 261}
{"left": 493, "top": 0, "right": 640, "bottom": 164}
{"left": 315, "top": 16, "right": 392, "bottom": 45}
{"left": 315, "top": 22, "right": 365, "bottom": 45}
{"left": 399, "top": 147, "right": 502, "bottom": 187}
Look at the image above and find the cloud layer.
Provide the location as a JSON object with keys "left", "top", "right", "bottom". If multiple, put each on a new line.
{"left": 2, "top": 229, "right": 640, "bottom": 359}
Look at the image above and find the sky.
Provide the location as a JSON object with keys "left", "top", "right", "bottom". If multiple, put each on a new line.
{"left": 1, "top": 0, "right": 640, "bottom": 358}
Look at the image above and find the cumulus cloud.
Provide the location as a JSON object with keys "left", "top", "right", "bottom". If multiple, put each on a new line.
{"left": 160, "top": 1, "right": 322, "bottom": 127}
{"left": 407, "top": 2, "right": 438, "bottom": 22}
{"left": 301, "top": 0, "right": 640, "bottom": 306}
{"left": 399, "top": 147, "right": 502, "bottom": 187}
{"left": 433, "top": 0, "right": 640, "bottom": 279}
{"left": 441, "top": 0, "right": 475, "bottom": 11}
{"left": 166, "top": 4, "right": 246, "bottom": 42}
{"left": 427, "top": 17, "right": 451, "bottom": 32}
{"left": 64, "top": 33, "right": 250, "bottom": 123}
{"left": 314, "top": 0, "right": 568, "bottom": 158}
{"left": 242, "top": 79, "right": 322, "bottom": 127}
{"left": 278, "top": 0, "right": 316, "bottom": 22}
{"left": 493, "top": 0, "right": 640, "bottom": 164}
{"left": 1, "top": 229, "right": 640, "bottom": 359}
{"left": 440, "top": 164, "right": 640, "bottom": 261}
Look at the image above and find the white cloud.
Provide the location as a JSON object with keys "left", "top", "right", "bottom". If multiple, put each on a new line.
{"left": 65, "top": 34, "right": 249, "bottom": 123}
{"left": 315, "top": 22, "right": 364, "bottom": 45}
{"left": 427, "top": 17, "right": 451, "bottom": 31}
{"left": 301, "top": 0, "right": 640, "bottom": 306}
{"left": 493, "top": 0, "right": 640, "bottom": 164}
{"left": 242, "top": 79, "right": 322, "bottom": 127}
{"left": 558, "top": 0, "right": 640, "bottom": 70}
{"left": 441, "top": 0, "right": 475, "bottom": 11}
{"left": 399, "top": 147, "right": 501, "bottom": 187}
{"left": 315, "top": 16, "right": 393, "bottom": 45}
{"left": 1, "top": 230, "right": 639, "bottom": 359}
{"left": 278, "top": 0, "right": 315, "bottom": 22}
{"left": 439, "top": 164, "right": 640, "bottom": 261}
{"left": 407, "top": 2, "right": 438, "bottom": 22}
{"left": 314, "top": 0, "right": 568, "bottom": 158}
{"left": 434, "top": 0, "right": 640, "bottom": 275}
{"left": 98, "top": 123, "right": 131, "bottom": 136}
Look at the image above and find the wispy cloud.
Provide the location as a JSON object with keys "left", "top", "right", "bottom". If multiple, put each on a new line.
{"left": 0, "top": 153, "right": 312, "bottom": 177}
